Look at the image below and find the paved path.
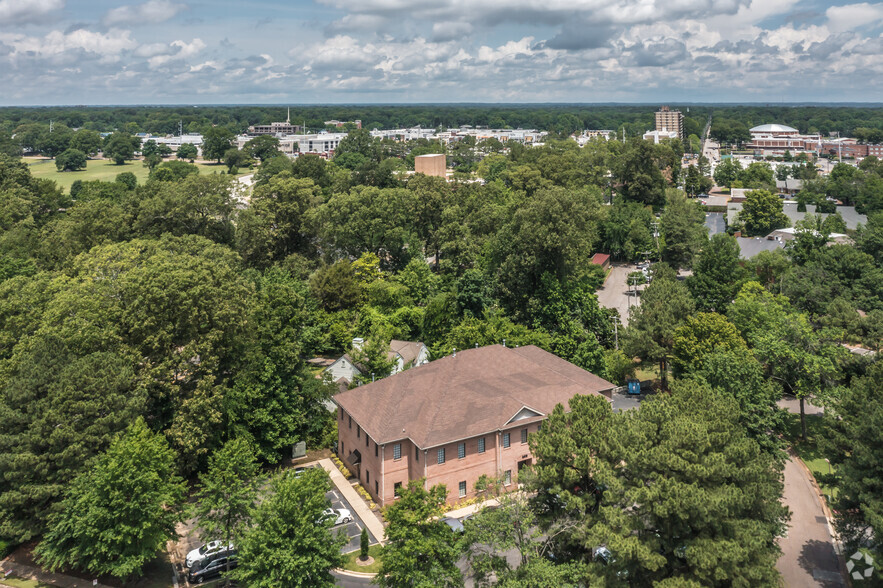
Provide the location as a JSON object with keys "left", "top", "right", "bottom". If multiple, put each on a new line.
{"left": 319, "top": 458, "right": 386, "bottom": 545}
{"left": 776, "top": 456, "right": 844, "bottom": 587}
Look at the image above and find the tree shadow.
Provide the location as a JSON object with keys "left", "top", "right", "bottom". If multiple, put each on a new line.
{"left": 797, "top": 539, "right": 843, "bottom": 586}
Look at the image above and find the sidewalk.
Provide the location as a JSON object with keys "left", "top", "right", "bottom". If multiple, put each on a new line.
{"left": 0, "top": 559, "right": 115, "bottom": 588}
{"left": 318, "top": 458, "right": 386, "bottom": 545}
{"left": 445, "top": 497, "right": 500, "bottom": 520}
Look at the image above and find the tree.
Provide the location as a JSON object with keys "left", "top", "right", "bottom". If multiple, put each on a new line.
{"left": 529, "top": 382, "right": 788, "bottom": 587}
{"left": 660, "top": 191, "right": 707, "bottom": 269}
{"left": 202, "top": 126, "right": 235, "bottom": 163}
{"left": 177, "top": 142, "right": 198, "bottom": 161}
{"left": 224, "top": 147, "right": 253, "bottom": 172}
{"left": 335, "top": 128, "right": 377, "bottom": 161}
{"left": 489, "top": 186, "right": 602, "bottom": 319}
{"left": 141, "top": 139, "right": 171, "bottom": 159}
{"left": 730, "top": 282, "right": 841, "bottom": 439}
{"left": 736, "top": 189, "right": 789, "bottom": 236}
{"left": 376, "top": 479, "right": 463, "bottom": 588}
{"left": 69, "top": 129, "right": 102, "bottom": 156}
{"left": 697, "top": 348, "right": 786, "bottom": 458}
{"left": 151, "top": 159, "right": 200, "bottom": 182}
{"left": 244, "top": 135, "right": 282, "bottom": 162}
{"left": 102, "top": 132, "right": 139, "bottom": 165}
{"left": 821, "top": 361, "right": 883, "bottom": 569}
{"left": 738, "top": 162, "right": 775, "bottom": 189}
{"left": 623, "top": 267, "right": 695, "bottom": 389}
{"left": 713, "top": 157, "right": 740, "bottom": 189}
{"left": 35, "top": 418, "right": 185, "bottom": 580}
{"left": 192, "top": 438, "right": 260, "bottom": 585}
{"left": 671, "top": 312, "right": 747, "bottom": 376}
{"left": 684, "top": 164, "right": 701, "bottom": 197}
{"left": 616, "top": 139, "right": 666, "bottom": 206}
{"left": 54, "top": 148, "right": 87, "bottom": 171}
{"left": 360, "top": 527, "right": 370, "bottom": 560}
{"left": 230, "top": 468, "right": 345, "bottom": 587}
{"left": 0, "top": 337, "right": 146, "bottom": 542}
{"left": 115, "top": 171, "right": 137, "bottom": 190}
{"left": 686, "top": 233, "right": 747, "bottom": 312}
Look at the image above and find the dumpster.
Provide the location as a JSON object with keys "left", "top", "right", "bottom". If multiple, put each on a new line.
{"left": 627, "top": 379, "right": 641, "bottom": 395}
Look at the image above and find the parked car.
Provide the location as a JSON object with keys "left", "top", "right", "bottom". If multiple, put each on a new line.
{"left": 321, "top": 508, "right": 353, "bottom": 525}
{"left": 442, "top": 517, "right": 464, "bottom": 532}
{"left": 188, "top": 555, "right": 238, "bottom": 584}
{"left": 185, "top": 540, "right": 233, "bottom": 569}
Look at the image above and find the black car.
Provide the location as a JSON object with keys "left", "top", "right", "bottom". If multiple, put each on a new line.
{"left": 188, "top": 555, "right": 238, "bottom": 584}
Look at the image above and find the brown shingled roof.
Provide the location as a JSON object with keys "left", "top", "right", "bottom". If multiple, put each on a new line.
{"left": 333, "top": 344, "right": 615, "bottom": 449}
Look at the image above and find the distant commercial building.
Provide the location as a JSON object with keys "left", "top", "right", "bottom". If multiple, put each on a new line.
{"left": 415, "top": 153, "right": 447, "bottom": 178}
{"left": 655, "top": 106, "right": 684, "bottom": 140}
{"left": 247, "top": 121, "right": 304, "bottom": 136}
{"left": 247, "top": 109, "right": 304, "bottom": 136}
{"left": 643, "top": 129, "right": 679, "bottom": 144}
{"left": 325, "top": 119, "right": 362, "bottom": 129}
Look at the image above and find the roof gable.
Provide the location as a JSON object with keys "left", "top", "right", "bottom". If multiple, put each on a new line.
{"left": 506, "top": 406, "right": 544, "bottom": 424}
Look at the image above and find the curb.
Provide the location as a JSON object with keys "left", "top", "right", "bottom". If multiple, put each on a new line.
{"left": 334, "top": 567, "right": 378, "bottom": 578}
{"left": 788, "top": 449, "right": 852, "bottom": 587}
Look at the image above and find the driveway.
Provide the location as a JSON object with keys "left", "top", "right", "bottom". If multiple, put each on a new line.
{"left": 597, "top": 263, "right": 642, "bottom": 324}
{"left": 777, "top": 457, "right": 844, "bottom": 586}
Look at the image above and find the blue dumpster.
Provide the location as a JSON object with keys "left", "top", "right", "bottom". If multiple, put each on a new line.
{"left": 627, "top": 379, "right": 641, "bottom": 395}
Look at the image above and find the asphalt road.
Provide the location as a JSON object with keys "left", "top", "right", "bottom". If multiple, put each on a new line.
{"left": 597, "top": 263, "right": 642, "bottom": 324}
{"left": 776, "top": 457, "right": 844, "bottom": 587}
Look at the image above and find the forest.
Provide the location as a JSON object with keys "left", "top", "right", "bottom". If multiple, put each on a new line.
{"left": 0, "top": 106, "right": 881, "bottom": 585}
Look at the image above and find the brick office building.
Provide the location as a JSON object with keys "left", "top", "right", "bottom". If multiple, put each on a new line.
{"left": 333, "top": 344, "right": 615, "bottom": 506}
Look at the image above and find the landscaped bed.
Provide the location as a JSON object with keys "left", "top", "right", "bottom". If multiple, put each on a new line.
{"left": 341, "top": 545, "right": 383, "bottom": 574}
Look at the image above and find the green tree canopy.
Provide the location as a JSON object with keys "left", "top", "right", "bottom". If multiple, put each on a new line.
{"left": 736, "top": 190, "right": 789, "bottom": 236}
{"left": 376, "top": 479, "right": 463, "bottom": 588}
{"left": 230, "top": 467, "right": 345, "bottom": 587}
{"left": 35, "top": 418, "right": 185, "bottom": 580}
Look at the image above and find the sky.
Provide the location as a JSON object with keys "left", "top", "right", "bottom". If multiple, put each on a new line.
{"left": 0, "top": 0, "right": 882, "bottom": 105}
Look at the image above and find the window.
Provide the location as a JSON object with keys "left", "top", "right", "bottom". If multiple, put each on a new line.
{"left": 458, "top": 442, "right": 466, "bottom": 459}
{"left": 375, "top": 442, "right": 378, "bottom": 457}
{"left": 394, "top": 481, "right": 402, "bottom": 496}
{"left": 503, "top": 432, "right": 510, "bottom": 448}
{"left": 393, "top": 443, "right": 402, "bottom": 460}
{"left": 521, "top": 428, "right": 528, "bottom": 444}
{"left": 504, "top": 470, "right": 512, "bottom": 485}
{"left": 366, "top": 470, "right": 370, "bottom": 484}
{"left": 341, "top": 441, "right": 344, "bottom": 454}
{"left": 375, "top": 480, "right": 379, "bottom": 495}
{"left": 357, "top": 426, "right": 360, "bottom": 439}
{"left": 415, "top": 446, "right": 419, "bottom": 461}
{"left": 459, "top": 481, "right": 467, "bottom": 498}
{"left": 339, "top": 407, "right": 344, "bottom": 419}
{"left": 437, "top": 448, "right": 445, "bottom": 464}
{"left": 366, "top": 433, "right": 369, "bottom": 448}
{"left": 478, "top": 437, "right": 485, "bottom": 454}
{"left": 348, "top": 415, "right": 352, "bottom": 429}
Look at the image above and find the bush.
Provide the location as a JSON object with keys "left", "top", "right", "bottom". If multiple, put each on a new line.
{"left": 55, "top": 148, "right": 87, "bottom": 171}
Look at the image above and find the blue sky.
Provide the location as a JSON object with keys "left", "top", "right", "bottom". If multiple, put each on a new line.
{"left": 0, "top": 0, "right": 881, "bottom": 105}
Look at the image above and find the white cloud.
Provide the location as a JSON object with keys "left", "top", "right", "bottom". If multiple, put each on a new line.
{"left": 146, "top": 38, "right": 206, "bottom": 68}
{"left": 103, "top": 0, "right": 186, "bottom": 27}
{"left": 0, "top": 28, "right": 137, "bottom": 57}
{"left": 826, "top": 3, "right": 883, "bottom": 33}
{"left": 0, "top": 0, "right": 64, "bottom": 26}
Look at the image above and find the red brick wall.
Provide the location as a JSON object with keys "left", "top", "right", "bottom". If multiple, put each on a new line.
{"left": 338, "top": 406, "right": 545, "bottom": 507}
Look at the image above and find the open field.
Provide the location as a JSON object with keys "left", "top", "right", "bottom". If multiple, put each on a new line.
{"left": 23, "top": 157, "right": 239, "bottom": 192}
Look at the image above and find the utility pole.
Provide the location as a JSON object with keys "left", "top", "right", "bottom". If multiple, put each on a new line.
{"left": 650, "top": 221, "right": 662, "bottom": 262}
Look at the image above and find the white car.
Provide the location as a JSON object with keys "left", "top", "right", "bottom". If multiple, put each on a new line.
{"left": 185, "top": 540, "right": 233, "bottom": 569}
{"left": 322, "top": 508, "right": 353, "bottom": 525}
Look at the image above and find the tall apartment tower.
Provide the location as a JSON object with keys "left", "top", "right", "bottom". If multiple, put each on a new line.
{"left": 655, "top": 106, "right": 685, "bottom": 140}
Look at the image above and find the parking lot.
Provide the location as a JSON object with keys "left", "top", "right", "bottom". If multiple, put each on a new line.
{"left": 325, "top": 486, "right": 379, "bottom": 553}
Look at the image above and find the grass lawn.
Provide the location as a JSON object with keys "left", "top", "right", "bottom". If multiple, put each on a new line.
{"left": 634, "top": 365, "right": 658, "bottom": 382}
{"left": 341, "top": 545, "right": 383, "bottom": 574}
{"left": 23, "top": 157, "right": 242, "bottom": 193}
{"left": 783, "top": 413, "right": 839, "bottom": 501}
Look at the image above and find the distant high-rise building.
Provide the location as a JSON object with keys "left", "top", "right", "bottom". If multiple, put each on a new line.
{"left": 655, "top": 106, "right": 684, "bottom": 140}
